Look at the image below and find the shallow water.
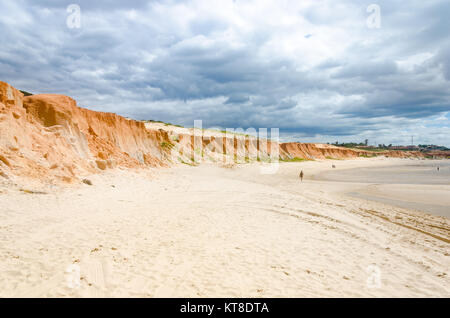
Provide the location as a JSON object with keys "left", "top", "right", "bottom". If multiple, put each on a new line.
{"left": 318, "top": 160, "right": 450, "bottom": 185}
{"left": 317, "top": 160, "right": 450, "bottom": 218}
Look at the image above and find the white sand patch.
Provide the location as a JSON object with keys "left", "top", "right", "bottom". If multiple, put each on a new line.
{"left": 0, "top": 159, "right": 449, "bottom": 297}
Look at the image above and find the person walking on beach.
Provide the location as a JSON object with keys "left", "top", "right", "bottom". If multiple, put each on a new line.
{"left": 299, "top": 170, "right": 304, "bottom": 182}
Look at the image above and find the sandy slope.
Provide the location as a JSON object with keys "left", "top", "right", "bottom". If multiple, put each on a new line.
{"left": 0, "top": 158, "right": 448, "bottom": 297}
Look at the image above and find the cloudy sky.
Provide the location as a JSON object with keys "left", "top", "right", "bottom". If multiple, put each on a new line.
{"left": 1, "top": 0, "right": 449, "bottom": 146}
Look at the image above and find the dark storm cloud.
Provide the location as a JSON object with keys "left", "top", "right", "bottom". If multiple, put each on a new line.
{"left": 434, "top": 43, "right": 450, "bottom": 81}
{"left": 0, "top": 0, "right": 449, "bottom": 146}
{"left": 333, "top": 60, "right": 399, "bottom": 79}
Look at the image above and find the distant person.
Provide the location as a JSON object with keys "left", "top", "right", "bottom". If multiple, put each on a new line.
{"left": 299, "top": 170, "right": 304, "bottom": 182}
{"left": 437, "top": 166, "right": 440, "bottom": 171}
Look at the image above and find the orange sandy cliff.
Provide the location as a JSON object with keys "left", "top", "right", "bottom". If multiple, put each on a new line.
{"left": 0, "top": 81, "right": 169, "bottom": 183}
{"left": 0, "top": 81, "right": 432, "bottom": 184}
{"left": 280, "top": 142, "right": 370, "bottom": 160}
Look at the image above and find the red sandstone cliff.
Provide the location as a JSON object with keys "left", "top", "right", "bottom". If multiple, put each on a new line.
{"left": 0, "top": 81, "right": 171, "bottom": 183}
{"left": 0, "top": 81, "right": 437, "bottom": 183}
{"left": 280, "top": 142, "right": 369, "bottom": 160}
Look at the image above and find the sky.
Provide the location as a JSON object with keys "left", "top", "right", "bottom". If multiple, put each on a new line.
{"left": 1, "top": 0, "right": 449, "bottom": 146}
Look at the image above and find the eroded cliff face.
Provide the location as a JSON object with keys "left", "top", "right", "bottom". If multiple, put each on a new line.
{"left": 0, "top": 81, "right": 431, "bottom": 184}
{"left": 376, "top": 150, "right": 425, "bottom": 158}
{"left": 0, "top": 81, "right": 170, "bottom": 183}
{"left": 280, "top": 143, "right": 369, "bottom": 160}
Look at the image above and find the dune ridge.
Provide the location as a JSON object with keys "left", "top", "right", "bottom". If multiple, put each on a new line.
{"left": 0, "top": 81, "right": 431, "bottom": 183}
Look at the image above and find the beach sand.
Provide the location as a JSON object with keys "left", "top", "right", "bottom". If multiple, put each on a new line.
{"left": 0, "top": 158, "right": 449, "bottom": 297}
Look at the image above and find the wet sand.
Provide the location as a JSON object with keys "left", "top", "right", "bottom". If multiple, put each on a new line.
{"left": 316, "top": 160, "right": 450, "bottom": 218}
